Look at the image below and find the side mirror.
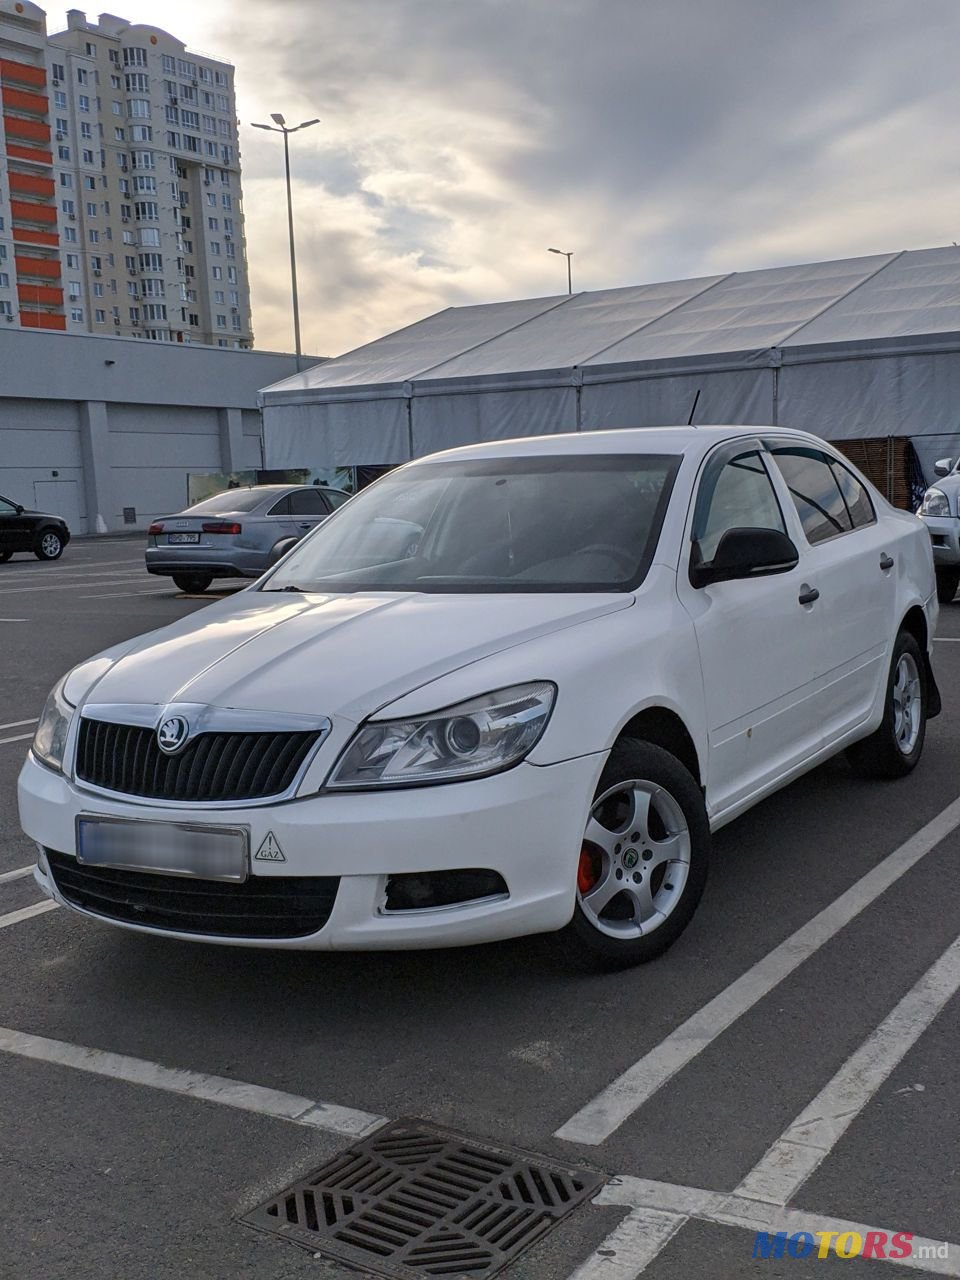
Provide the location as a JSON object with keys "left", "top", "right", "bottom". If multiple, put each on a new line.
{"left": 691, "top": 527, "right": 799, "bottom": 588}
{"left": 15, "top": 505, "right": 24, "bottom": 515}
{"left": 934, "top": 458, "right": 954, "bottom": 478}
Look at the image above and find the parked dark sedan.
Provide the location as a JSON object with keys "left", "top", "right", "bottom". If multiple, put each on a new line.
{"left": 0, "top": 493, "right": 71, "bottom": 562}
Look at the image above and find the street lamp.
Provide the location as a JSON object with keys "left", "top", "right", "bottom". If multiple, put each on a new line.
{"left": 251, "top": 113, "right": 320, "bottom": 366}
{"left": 548, "top": 247, "right": 573, "bottom": 294}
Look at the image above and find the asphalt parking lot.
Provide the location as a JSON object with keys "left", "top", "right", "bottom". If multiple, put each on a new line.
{"left": 3, "top": 536, "right": 960, "bottom": 1279}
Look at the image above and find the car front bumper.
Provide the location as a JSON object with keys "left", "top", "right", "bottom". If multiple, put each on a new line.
{"left": 921, "top": 515, "right": 960, "bottom": 566}
{"left": 19, "top": 750, "right": 605, "bottom": 950}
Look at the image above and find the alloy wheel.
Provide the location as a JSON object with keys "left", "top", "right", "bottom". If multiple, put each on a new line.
{"left": 892, "top": 651, "right": 922, "bottom": 755}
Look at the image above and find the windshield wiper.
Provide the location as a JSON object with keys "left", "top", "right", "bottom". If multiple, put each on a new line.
{"left": 264, "top": 584, "right": 307, "bottom": 593}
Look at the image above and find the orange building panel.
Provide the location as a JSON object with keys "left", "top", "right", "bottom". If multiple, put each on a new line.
{"left": 15, "top": 255, "right": 61, "bottom": 279}
{"left": 9, "top": 171, "right": 55, "bottom": 198}
{"left": 6, "top": 143, "right": 53, "bottom": 165}
{"left": 3, "top": 115, "right": 50, "bottom": 143}
{"left": 10, "top": 199, "right": 58, "bottom": 225}
{"left": 0, "top": 59, "right": 47, "bottom": 89}
{"left": 18, "top": 284, "right": 63, "bottom": 307}
{"left": 1, "top": 85, "right": 48, "bottom": 115}
{"left": 12, "top": 227, "right": 59, "bottom": 247}
{"left": 20, "top": 312, "right": 67, "bottom": 331}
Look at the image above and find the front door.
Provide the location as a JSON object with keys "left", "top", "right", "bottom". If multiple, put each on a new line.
{"left": 0, "top": 495, "right": 22, "bottom": 553}
{"left": 676, "top": 442, "right": 823, "bottom": 819}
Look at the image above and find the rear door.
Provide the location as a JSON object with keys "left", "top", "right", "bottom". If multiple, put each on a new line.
{"left": 766, "top": 442, "right": 897, "bottom": 742}
{"left": 676, "top": 441, "right": 823, "bottom": 816}
{"left": 287, "top": 487, "right": 331, "bottom": 535}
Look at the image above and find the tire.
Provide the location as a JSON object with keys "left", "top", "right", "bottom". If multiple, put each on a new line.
{"left": 846, "top": 630, "right": 927, "bottom": 779}
{"left": 34, "top": 530, "right": 64, "bottom": 561}
{"left": 936, "top": 568, "right": 960, "bottom": 604}
{"left": 558, "top": 740, "right": 710, "bottom": 970}
{"left": 172, "top": 573, "right": 213, "bottom": 594}
{"left": 0, "top": 551, "right": 12, "bottom": 563}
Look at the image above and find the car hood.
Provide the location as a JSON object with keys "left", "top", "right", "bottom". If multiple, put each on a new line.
{"left": 19, "top": 508, "right": 64, "bottom": 521}
{"left": 75, "top": 590, "right": 633, "bottom": 723}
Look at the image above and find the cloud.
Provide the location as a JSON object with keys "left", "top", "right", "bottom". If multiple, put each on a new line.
{"left": 46, "top": 0, "right": 960, "bottom": 356}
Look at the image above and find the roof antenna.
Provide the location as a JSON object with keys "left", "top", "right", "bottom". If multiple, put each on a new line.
{"left": 687, "top": 388, "right": 701, "bottom": 426}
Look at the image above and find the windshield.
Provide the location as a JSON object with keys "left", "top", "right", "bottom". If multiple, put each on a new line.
{"left": 182, "top": 489, "right": 276, "bottom": 514}
{"left": 262, "top": 454, "right": 679, "bottom": 594}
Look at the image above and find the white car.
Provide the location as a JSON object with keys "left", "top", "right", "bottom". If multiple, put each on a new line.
{"left": 19, "top": 426, "right": 940, "bottom": 969}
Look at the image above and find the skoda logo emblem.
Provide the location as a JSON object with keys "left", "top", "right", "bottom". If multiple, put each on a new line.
{"left": 157, "top": 715, "right": 190, "bottom": 754}
{"left": 622, "top": 848, "right": 640, "bottom": 869}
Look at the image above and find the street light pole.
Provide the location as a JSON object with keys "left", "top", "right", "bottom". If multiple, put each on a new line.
{"left": 548, "top": 247, "right": 573, "bottom": 294}
{"left": 251, "top": 113, "right": 320, "bottom": 368}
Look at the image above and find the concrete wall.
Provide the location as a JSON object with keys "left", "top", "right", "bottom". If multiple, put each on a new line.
{"left": 0, "top": 327, "right": 320, "bottom": 530}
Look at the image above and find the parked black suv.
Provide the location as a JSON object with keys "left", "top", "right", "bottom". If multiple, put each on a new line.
{"left": 0, "top": 493, "right": 71, "bottom": 562}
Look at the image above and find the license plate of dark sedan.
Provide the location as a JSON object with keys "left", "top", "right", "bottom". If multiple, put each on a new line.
{"left": 168, "top": 532, "right": 200, "bottom": 544}
{"left": 76, "top": 817, "right": 248, "bottom": 881}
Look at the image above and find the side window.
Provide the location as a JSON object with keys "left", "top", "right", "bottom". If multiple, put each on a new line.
{"left": 0, "top": 497, "right": 16, "bottom": 515}
{"left": 267, "top": 494, "right": 291, "bottom": 516}
{"left": 287, "top": 489, "right": 328, "bottom": 515}
{"left": 693, "top": 448, "right": 786, "bottom": 564}
{"left": 830, "top": 460, "right": 875, "bottom": 529}
{"left": 323, "top": 489, "right": 350, "bottom": 510}
{"left": 769, "top": 447, "right": 852, "bottom": 545}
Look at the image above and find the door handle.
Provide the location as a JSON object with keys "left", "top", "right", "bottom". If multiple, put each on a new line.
{"left": 297, "top": 522, "right": 312, "bottom": 529}
{"left": 880, "top": 554, "right": 894, "bottom": 571}
{"left": 798, "top": 585, "right": 820, "bottom": 606}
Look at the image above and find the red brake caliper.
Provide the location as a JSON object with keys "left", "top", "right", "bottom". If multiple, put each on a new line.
{"left": 578, "top": 846, "right": 599, "bottom": 895}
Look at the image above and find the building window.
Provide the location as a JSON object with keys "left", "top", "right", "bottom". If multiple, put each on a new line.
{"left": 125, "top": 72, "right": 149, "bottom": 93}
{"left": 109, "top": 49, "right": 120, "bottom": 64}
{"left": 133, "top": 175, "right": 157, "bottom": 193}
{"left": 128, "top": 99, "right": 150, "bottom": 118}
{"left": 61, "top": 199, "right": 75, "bottom": 215}
{"left": 64, "top": 227, "right": 77, "bottom": 243}
{"left": 0, "top": 301, "right": 11, "bottom": 318}
{"left": 180, "top": 84, "right": 197, "bottom": 103}
{"left": 79, "top": 94, "right": 90, "bottom": 111}
{"left": 82, "top": 148, "right": 94, "bottom": 164}
{"left": 181, "top": 109, "right": 199, "bottom": 128}
{"left": 144, "top": 303, "right": 167, "bottom": 320}
{"left": 217, "top": 119, "right": 231, "bottom": 138}
{"left": 213, "top": 289, "right": 224, "bottom": 304}
{"left": 60, "top": 173, "right": 73, "bottom": 187}
{"left": 86, "top": 202, "right": 98, "bottom": 217}
{"left": 111, "top": 74, "right": 121, "bottom": 89}
{"left": 215, "top": 93, "right": 229, "bottom": 111}
{"left": 232, "top": 315, "right": 241, "bottom": 331}
{"left": 54, "top": 90, "right": 67, "bottom": 109}
{"left": 84, "top": 175, "right": 96, "bottom": 190}
{"left": 68, "top": 280, "right": 81, "bottom": 298}
{"left": 166, "top": 131, "right": 180, "bottom": 148}
{"left": 52, "top": 62, "right": 65, "bottom": 80}
{"left": 71, "top": 307, "right": 84, "bottom": 322}
{"left": 123, "top": 48, "right": 148, "bottom": 67}
{"left": 0, "top": 273, "right": 9, "bottom": 288}
{"left": 134, "top": 201, "right": 159, "bottom": 220}
{"left": 139, "top": 228, "right": 160, "bottom": 247}
{"left": 207, "top": 216, "right": 218, "bottom": 230}
{"left": 66, "top": 253, "right": 80, "bottom": 269}
{"left": 215, "top": 70, "right": 228, "bottom": 87}
{"left": 85, "top": 41, "right": 97, "bottom": 57}
{"left": 132, "top": 150, "right": 155, "bottom": 169}
{"left": 204, "top": 140, "right": 217, "bottom": 157}
{"left": 138, "top": 252, "right": 163, "bottom": 271}
{"left": 114, "top": 127, "right": 125, "bottom": 141}
{"left": 89, "top": 230, "right": 99, "bottom": 243}
{"left": 129, "top": 306, "right": 140, "bottom": 323}
{"left": 206, "top": 192, "right": 216, "bottom": 207}
{"left": 81, "top": 122, "right": 92, "bottom": 139}
{"left": 216, "top": 314, "right": 227, "bottom": 328}
{"left": 221, "top": 193, "right": 232, "bottom": 210}
{"left": 95, "top": 309, "right": 106, "bottom": 322}
{"left": 177, "top": 58, "right": 196, "bottom": 77}
{"left": 131, "top": 125, "right": 152, "bottom": 142}
{"left": 203, "top": 114, "right": 215, "bottom": 133}
{"left": 210, "top": 241, "right": 221, "bottom": 256}
{"left": 184, "top": 135, "right": 200, "bottom": 153}
{"left": 162, "top": 54, "right": 176, "bottom": 73}
{"left": 77, "top": 68, "right": 88, "bottom": 85}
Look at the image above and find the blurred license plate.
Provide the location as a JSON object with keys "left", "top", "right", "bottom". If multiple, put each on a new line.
{"left": 168, "top": 532, "right": 199, "bottom": 544}
{"left": 77, "top": 817, "right": 248, "bottom": 881}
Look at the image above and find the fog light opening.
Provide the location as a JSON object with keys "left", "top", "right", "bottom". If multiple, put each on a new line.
{"left": 384, "top": 869, "right": 508, "bottom": 911}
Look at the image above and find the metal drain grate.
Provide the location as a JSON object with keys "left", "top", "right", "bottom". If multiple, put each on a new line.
{"left": 241, "top": 1119, "right": 604, "bottom": 1278}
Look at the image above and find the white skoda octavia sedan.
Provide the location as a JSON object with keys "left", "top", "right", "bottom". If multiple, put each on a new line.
{"left": 20, "top": 427, "right": 940, "bottom": 968}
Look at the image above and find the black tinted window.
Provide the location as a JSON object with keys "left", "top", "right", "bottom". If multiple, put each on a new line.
{"left": 267, "top": 495, "right": 291, "bottom": 516}
{"left": 323, "top": 489, "right": 350, "bottom": 509}
{"left": 830, "top": 461, "right": 875, "bottom": 529}
{"left": 770, "top": 447, "right": 851, "bottom": 545}
{"left": 288, "top": 489, "right": 329, "bottom": 515}
{"left": 184, "top": 488, "right": 273, "bottom": 514}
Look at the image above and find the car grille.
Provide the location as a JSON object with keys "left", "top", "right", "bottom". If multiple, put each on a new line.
{"left": 75, "top": 718, "right": 322, "bottom": 802}
{"left": 46, "top": 849, "right": 339, "bottom": 939}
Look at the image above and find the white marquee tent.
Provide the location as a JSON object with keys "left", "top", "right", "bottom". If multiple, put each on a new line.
{"left": 260, "top": 245, "right": 960, "bottom": 485}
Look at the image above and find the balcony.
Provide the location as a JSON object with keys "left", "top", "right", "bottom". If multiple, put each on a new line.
{"left": 1, "top": 85, "right": 48, "bottom": 115}
{"left": 3, "top": 114, "right": 50, "bottom": 143}
{"left": 17, "top": 283, "right": 63, "bottom": 307}
{"left": 0, "top": 58, "right": 46, "bottom": 89}
{"left": 15, "top": 254, "right": 61, "bottom": 280}
{"left": 12, "top": 227, "right": 59, "bottom": 247}
{"left": 6, "top": 142, "right": 53, "bottom": 166}
{"left": 20, "top": 311, "right": 67, "bottom": 331}
{"left": 8, "top": 171, "right": 55, "bottom": 199}
{"left": 10, "top": 199, "right": 57, "bottom": 225}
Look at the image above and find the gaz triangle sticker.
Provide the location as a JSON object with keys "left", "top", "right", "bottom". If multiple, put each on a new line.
{"left": 254, "top": 832, "right": 286, "bottom": 862}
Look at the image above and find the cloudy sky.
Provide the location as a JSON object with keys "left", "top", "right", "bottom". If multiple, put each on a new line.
{"left": 49, "top": 1, "right": 960, "bottom": 357}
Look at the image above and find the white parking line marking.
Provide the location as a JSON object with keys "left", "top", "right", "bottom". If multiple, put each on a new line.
{"left": 0, "top": 733, "right": 34, "bottom": 746}
{"left": 0, "top": 618, "right": 28, "bottom": 623}
{"left": 84, "top": 589, "right": 171, "bottom": 599}
{"left": 0, "top": 719, "right": 37, "bottom": 731}
{"left": 577, "top": 1177, "right": 960, "bottom": 1277}
{"left": 0, "top": 579, "right": 152, "bottom": 596}
{"left": 556, "top": 792, "right": 960, "bottom": 1145}
{"left": 737, "top": 931, "right": 960, "bottom": 1206}
{"left": 0, "top": 900, "right": 58, "bottom": 929}
{"left": 0, "top": 865, "right": 34, "bottom": 884}
{"left": 933, "top": 637, "right": 960, "bottom": 642}
{"left": 0, "top": 1025, "right": 387, "bottom": 1138}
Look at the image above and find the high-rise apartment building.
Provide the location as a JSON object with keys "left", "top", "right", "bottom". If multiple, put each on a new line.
{"left": 0, "top": 2, "right": 253, "bottom": 347}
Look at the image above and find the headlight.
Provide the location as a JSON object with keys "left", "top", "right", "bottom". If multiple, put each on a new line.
{"left": 328, "top": 681, "right": 557, "bottom": 788}
{"left": 920, "top": 487, "right": 951, "bottom": 517}
{"left": 32, "top": 676, "right": 75, "bottom": 773}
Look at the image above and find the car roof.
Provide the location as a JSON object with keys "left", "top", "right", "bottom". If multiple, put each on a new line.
{"left": 419, "top": 425, "right": 830, "bottom": 465}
